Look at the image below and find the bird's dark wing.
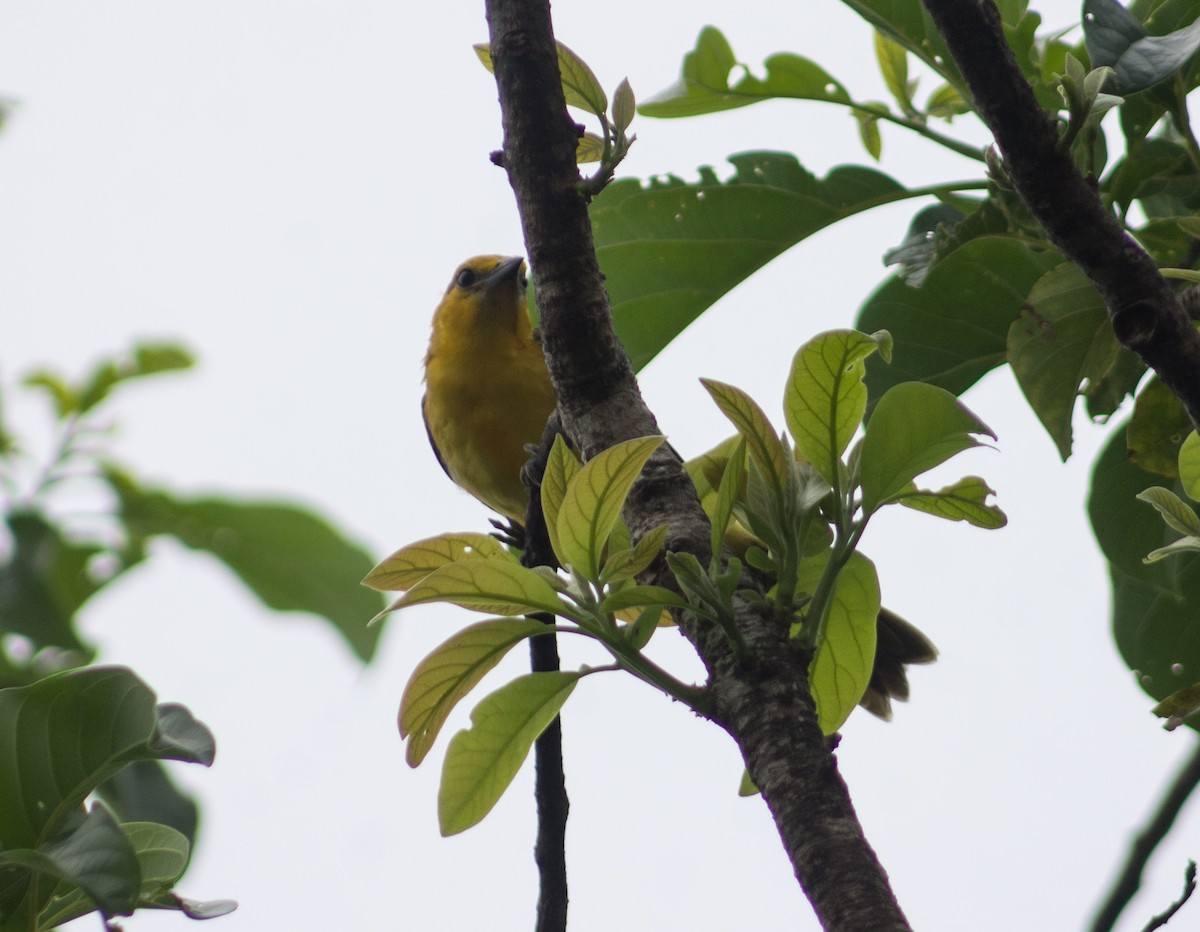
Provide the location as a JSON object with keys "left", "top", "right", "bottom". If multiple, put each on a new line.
{"left": 860, "top": 608, "right": 939, "bottom": 720}
{"left": 421, "top": 393, "right": 453, "bottom": 480}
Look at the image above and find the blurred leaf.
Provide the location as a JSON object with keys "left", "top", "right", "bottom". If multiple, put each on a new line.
{"left": 439, "top": 671, "right": 580, "bottom": 835}
{"left": 802, "top": 551, "right": 879, "bottom": 734}
{"left": 1181, "top": 431, "right": 1200, "bottom": 499}
{"left": 95, "top": 761, "right": 199, "bottom": 853}
{"left": 555, "top": 436, "right": 664, "bottom": 579}
{"left": 1128, "top": 376, "right": 1190, "bottom": 477}
{"left": 591, "top": 151, "right": 908, "bottom": 370}
{"left": 860, "top": 383, "right": 995, "bottom": 514}
{"left": 840, "top": 0, "right": 968, "bottom": 93}
{"left": 1084, "top": 0, "right": 1200, "bottom": 92}
{"left": 853, "top": 108, "right": 883, "bottom": 161}
{"left": 21, "top": 371, "right": 78, "bottom": 419}
{"left": 108, "top": 472, "right": 385, "bottom": 662}
{"left": 894, "top": 476, "right": 1008, "bottom": 528}
{"left": 858, "top": 237, "right": 1062, "bottom": 403}
{"left": 576, "top": 132, "right": 604, "bottom": 164}
{"left": 874, "top": 32, "right": 913, "bottom": 114}
{"left": 1152, "top": 681, "right": 1200, "bottom": 729}
{"left": 785, "top": 329, "right": 886, "bottom": 486}
{"left": 1007, "top": 264, "right": 1117, "bottom": 461}
{"left": 1084, "top": 346, "right": 1147, "bottom": 420}
{"left": 882, "top": 203, "right": 968, "bottom": 287}
{"left": 639, "top": 27, "right": 850, "bottom": 118}
{"left": 364, "top": 533, "right": 512, "bottom": 593}
{"left": 400, "top": 618, "right": 548, "bottom": 767}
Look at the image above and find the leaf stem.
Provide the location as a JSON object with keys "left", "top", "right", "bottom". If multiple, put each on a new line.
{"left": 846, "top": 101, "right": 986, "bottom": 161}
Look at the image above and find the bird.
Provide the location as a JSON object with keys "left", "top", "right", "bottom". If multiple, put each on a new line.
{"left": 422, "top": 255, "right": 557, "bottom": 526}
{"left": 422, "top": 254, "right": 935, "bottom": 719}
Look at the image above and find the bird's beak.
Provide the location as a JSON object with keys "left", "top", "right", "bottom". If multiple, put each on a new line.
{"left": 482, "top": 255, "right": 526, "bottom": 292}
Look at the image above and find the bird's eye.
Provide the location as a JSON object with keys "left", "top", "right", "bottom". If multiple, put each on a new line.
{"left": 518, "top": 272, "right": 528, "bottom": 291}
{"left": 456, "top": 267, "right": 478, "bottom": 288}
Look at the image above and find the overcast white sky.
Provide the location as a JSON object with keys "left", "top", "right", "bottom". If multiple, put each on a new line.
{"left": 4, "top": 1, "right": 1199, "bottom": 930}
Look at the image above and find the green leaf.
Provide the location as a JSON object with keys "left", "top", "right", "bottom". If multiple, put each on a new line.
{"left": 541, "top": 435, "right": 581, "bottom": 566}
{"left": 612, "top": 77, "right": 636, "bottom": 135}
{"left": 1007, "top": 263, "right": 1117, "bottom": 460}
{"left": 1152, "top": 681, "right": 1200, "bottom": 729}
{"left": 701, "top": 380, "right": 790, "bottom": 511}
{"left": 894, "top": 476, "right": 1008, "bottom": 528}
{"left": 474, "top": 41, "right": 607, "bottom": 116}
{"left": 439, "top": 671, "right": 580, "bottom": 835}
{"left": 399, "top": 618, "right": 549, "bottom": 767}
{"left": 601, "top": 524, "right": 668, "bottom": 585}
{"left": 858, "top": 237, "right": 1063, "bottom": 401}
{"left": 1180, "top": 431, "right": 1200, "bottom": 499}
{"left": 0, "top": 666, "right": 213, "bottom": 854}
{"left": 802, "top": 551, "right": 880, "bottom": 734}
{"left": 598, "top": 583, "right": 688, "bottom": 615}
{"left": 22, "top": 370, "right": 79, "bottom": 418}
{"left": 1128, "top": 377, "right": 1191, "bottom": 477}
{"left": 840, "top": 0, "right": 967, "bottom": 93}
{"left": 592, "top": 152, "right": 909, "bottom": 370}
{"left": 364, "top": 533, "right": 512, "bottom": 592}
{"left": 1144, "top": 536, "right": 1200, "bottom": 563}
{"left": 76, "top": 344, "right": 194, "bottom": 414}
{"left": 95, "top": 761, "right": 199, "bottom": 851}
{"left": 391, "top": 559, "right": 570, "bottom": 619}
{"left": 1137, "top": 486, "right": 1200, "bottom": 537}
{"left": 785, "top": 329, "right": 886, "bottom": 486}
{"left": 854, "top": 108, "right": 883, "bottom": 161}
{"left": 1084, "top": 0, "right": 1200, "bottom": 93}
{"left": 555, "top": 436, "right": 664, "bottom": 580}
{"left": 108, "top": 472, "right": 385, "bottom": 662}
{"left": 709, "top": 436, "right": 747, "bottom": 562}
{"left": 860, "top": 383, "right": 996, "bottom": 514}
{"left": 925, "top": 83, "right": 969, "bottom": 120}
{"left": 639, "top": 27, "right": 850, "bottom": 118}
{"left": 737, "top": 768, "right": 759, "bottom": 797}
{"left": 0, "top": 511, "right": 100, "bottom": 651}
{"left": 874, "top": 32, "right": 913, "bottom": 113}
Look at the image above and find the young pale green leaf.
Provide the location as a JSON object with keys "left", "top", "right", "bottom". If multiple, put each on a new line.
{"left": 785, "top": 330, "right": 884, "bottom": 486}
{"left": 860, "top": 382, "right": 996, "bottom": 515}
{"left": 925, "top": 82, "right": 969, "bottom": 120}
{"left": 576, "top": 132, "right": 605, "bottom": 164}
{"left": 894, "top": 476, "right": 1007, "bottom": 528}
{"left": 364, "top": 533, "right": 512, "bottom": 592}
{"left": 1144, "top": 537, "right": 1200, "bottom": 564}
{"left": 598, "top": 584, "right": 688, "bottom": 615}
{"left": 556, "top": 41, "right": 608, "bottom": 116}
{"left": 390, "top": 559, "right": 572, "bottom": 619}
{"left": 737, "top": 769, "right": 759, "bottom": 797}
{"left": 874, "top": 31, "right": 912, "bottom": 113}
{"left": 710, "top": 436, "right": 747, "bottom": 562}
{"left": 1152, "top": 681, "right": 1200, "bottom": 730}
{"left": 802, "top": 551, "right": 880, "bottom": 735}
{"left": 612, "top": 77, "right": 636, "bottom": 135}
{"left": 541, "top": 435, "right": 581, "bottom": 566}
{"left": 702, "top": 379, "right": 789, "bottom": 509}
{"left": 1137, "top": 487, "right": 1200, "bottom": 538}
{"left": 624, "top": 608, "right": 661, "bottom": 650}
{"left": 1181, "top": 432, "right": 1200, "bottom": 501}
{"left": 400, "top": 618, "right": 550, "bottom": 767}
{"left": 439, "top": 671, "right": 581, "bottom": 836}
{"left": 555, "top": 436, "right": 664, "bottom": 579}
{"left": 1007, "top": 263, "right": 1116, "bottom": 461}
{"left": 854, "top": 109, "right": 883, "bottom": 161}
{"left": 601, "top": 524, "right": 668, "bottom": 585}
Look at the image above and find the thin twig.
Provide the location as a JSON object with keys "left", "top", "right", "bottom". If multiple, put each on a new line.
{"left": 1090, "top": 741, "right": 1200, "bottom": 932}
{"left": 1141, "top": 861, "right": 1197, "bottom": 932}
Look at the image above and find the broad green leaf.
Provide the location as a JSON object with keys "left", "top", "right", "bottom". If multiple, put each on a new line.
{"left": 1007, "top": 264, "right": 1117, "bottom": 460}
{"left": 1180, "top": 431, "right": 1200, "bottom": 499}
{"left": 894, "top": 476, "right": 1008, "bottom": 528}
{"left": 598, "top": 584, "right": 688, "bottom": 614}
{"left": 555, "top": 436, "right": 664, "bottom": 580}
{"left": 874, "top": 32, "right": 913, "bottom": 113}
{"left": 364, "top": 533, "right": 511, "bottom": 592}
{"left": 640, "top": 27, "right": 850, "bottom": 118}
{"left": 701, "top": 379, "right": 790, "bottom": 509}
{"left": 0, "top": 667, "right": 213, "bottom": 853}
{"left": 624, "top": 608, "right": 661, "bottom": 649}
{"left": 108, "top": 471, "right": 384, "bottom": 661}
{"left": 542, "top": 435, "right": 581, "bottom": 567}
{"left": 840, "top": 0, "right": 967, "bottom": 93}
{"left": 860, "top": 383, "right": 996, "bottom": 514}
{"left": 390, "top": 559, "right": 570, "bottom": 619}
{"left": 474, "top": 42, "right": 607, "bottom": 116}
{"left": 1152, "top": 681, "right": 1200, "bottom": 729}
{"left": 785, "top": 330, "right": 885, "bottom": 485}
{"left": 439, "top": 671, "right": 580, "bottom": 835}
{"left": 95, "top": 761, "right": 199, "bottom": 853}
{"left": 1, "top": 803, "right": 140, "bottom": 924}
{"left": 801, "top": 551, "right": 880, "bottom": 734}
{"left": 1084, "top": 0, "right": 1200, "bottom": 93}
{"left": 858, "top": 237, "right": 1063, "bottom": 401}
{"left": 400, "top": 618, "right": 549, "bottom": 767}
{"left": 0, "top": 511, "right": 99, "bottom": 651}
{"left": 1137, "top": 486, "right": 1200, "bottom": 537}
{"left": 592, "top": 152, "right": 908, "bottom": 370}
{"left": 601, "top": 524, "right": 669, "bottom": 584}
{"left": 1128, "top": 377, "right": 1191, "bottom": 477}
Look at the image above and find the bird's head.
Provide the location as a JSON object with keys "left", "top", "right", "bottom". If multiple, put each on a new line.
{"left": 431, "top": 255, "right": 531, "bottom": 346}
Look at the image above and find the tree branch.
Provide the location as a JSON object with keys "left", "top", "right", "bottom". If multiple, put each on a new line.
{"left": 920, "top": 0, "right": 1200, "bottom": 429}
{"left": 1090, "top": 740, "right": 1200, "bottom": 932}
{"left": 484, "top": 0, "right": 909, "bottom": 927}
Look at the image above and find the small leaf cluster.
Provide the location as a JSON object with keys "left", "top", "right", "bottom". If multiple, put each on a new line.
{"left": 366, "top": 436, "right": 700, "bottom": 836}
{"left": 1137, "top": 432, "right": 1200, "bottom": 564}
{"left": 0, "top": 666, "right": 234, "bottom": 929}
{"left": 475, "top": 40, "right": 636, "bottom": 196}
{"left": 689, "top": 329, "right": 1004, "bottom": 733}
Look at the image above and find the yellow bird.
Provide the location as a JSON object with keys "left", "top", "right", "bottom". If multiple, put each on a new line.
{"left": 422, "top": 254, "right": 934, "bottom": 718}
{"left": 423, "top": 255, "right": 557, "bottom": 525}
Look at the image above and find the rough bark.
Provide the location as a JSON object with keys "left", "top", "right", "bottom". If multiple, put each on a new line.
{"left": 484, "top": 0, "right": 910, "bottom": 927}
